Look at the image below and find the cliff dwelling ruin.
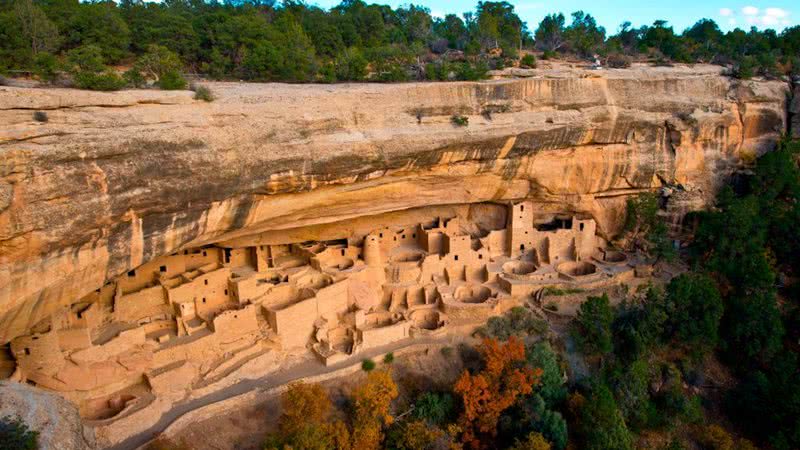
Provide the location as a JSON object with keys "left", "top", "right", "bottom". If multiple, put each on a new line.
{"left": 5, "top": 201, "right": 644, "bottom": 425}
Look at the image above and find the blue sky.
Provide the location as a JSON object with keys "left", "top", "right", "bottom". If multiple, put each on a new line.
{"left": 308, "top": 0, "right": 798, "bottom": 33}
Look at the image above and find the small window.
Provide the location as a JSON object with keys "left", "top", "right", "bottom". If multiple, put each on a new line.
{"left": 160, "top": 265, "right": 167, "bottom": 273}
{"left": 77, "top": 312, "right": 82, "bottom": 319}
{"left": 379, "top": 233, "right": 383, "bottom": 238}
{"left": 394, "top": 237, "right": 397, "bottom": 241}
{"left": 454, "top": 255, "right": 459, "bottom": 261}
{"left": 202, "top": 298, "right": 206, "bottom": 303}
{"left": 204, "top": 279, "right": 208, "bottom": 285}
{"left": 402, "top": 234, "right": 406, "bottom": 239}
{"left": 520, "top": 205, "right": 524, "bottom": 211}
{"left": 234, "top": 315, "right": 238, "bottom": 319}
{"left": 224, "top": 289, "right": 228, "bottom": 295}
{"left": 412, "top": 233, "right": 416, "bottom": 238}
{"left": 479, "top": 254, "right": 483, "bottom": 259}
{"left": 24, "top": 348, "right": 30, "bottom": 355}
{"left": 580, "top": 223, "right": 585, "bottom": 231}
{"left": 203, "top": 251, "right": 207, "bottom": 257}
{"left": 341, "top": 249, "right": 346, "bottom": 256}
{"left": 520, "top": 244, "right": 525, "bottom": 251}
{"left": 127, "top": 270, "right": 136, "bottom": 277}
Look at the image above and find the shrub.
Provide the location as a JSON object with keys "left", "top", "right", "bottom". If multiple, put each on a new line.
{"left": 480, "top": 306, "right": 548, "bottom": 340}
{"left": 509, "top": 432, "right": 551, "bottom": 450}
{"left": 192, "top": 84, "right": 214, "bottom": 102}
{"left": 33, "top": 111, "right": 48, "bottom": 123}
{"left": 0, "top": 416, "right": 38, "bottom": 450}
{"left": 413, "top": 392, "right": 455, "bottom": 425}
{"left": 158, "top": 70, "right": 187, "bottom": 90}
{"left": 731, "top": 56, "right": 755, "bottom": 79}
{"left": 520, "top": 54, "right": 537, "bottom": 68}
{"left": 697, "top": 424, "right": 734, "bottom": 450}
{"left": 123, "top": 68, "right": 146, "bottom": 88}
{"left": 335, "top": 48, "right": 368, "bottom": 81}
{"left": 33, "top": 52, "right": 58, "bottom": 83}
{"left": 361, "top": 358, "right": 376, "bottom": 371}
{"left": 451, "top": 115, "right": 469, "bottom": 127}
{"left": 542, "top": 50, "right": 557, "bottom": 60}
{"left": 383, "top": 352, "right": 394, "bottom": 364}
{"left": 74, "top": 71, "right": 126, "bottom": 91}
{"left": 606, "top": 53, "right": 632, "bottom": 68}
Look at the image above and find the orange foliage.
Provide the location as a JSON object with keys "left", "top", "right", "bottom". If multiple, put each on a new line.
{"left": 351, "top": 369, "right": 399, "bottom": 450}
{"left": 454, "top": 337, "right": 542, "bottom": 449}
{"left": 278, "top": 382, "right": 332, "bottom": 437}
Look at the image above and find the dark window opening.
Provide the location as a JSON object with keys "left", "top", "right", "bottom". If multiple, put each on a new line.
{"left": 394, "top": 237, "right": 397, "bottom": 241}
{"left": 202, "top": 298, "right": 206, "bottom": 303}
{"left": 580, "top": 223, "right": 585, "bottom": 231}
{"left": 225, "top": 249, "right": 231, "bottom": 263}
{"left": 454, "top": 255, "right": 459, "bottom": 261}
{"left": 224, "top": 289, "right": 228, "bottom": 295}
{"left": 520, "top": 244, "right": 525, "bottom": 251}
{"left": 379, "top": 233, "right": 383, "bottom": 238}
{"left": 234, "top": 315, "right": 238, "bottom": 319}
{"left": 160, "top": 265, "right": 167, "bottom": 273}
{"left": 341, "top": 249, "right": 346, "bottom": 256}
{"left": 479, "top": 254, "right": 483, "bottom": 259}
{"left": 203, "top": 251, "right": 207, "bottom": 257}
{"left": 24, "top": 348, "right": 30, "bottom": 355}
{"left": 204, "top": 279, "right": 208, "bottom": 285}
{"left": 127, "top": 270, "right": 136, "bottom": 277}
{"left": 412, "top": 233, "right": 416, "bottom": 238}
{"left": 520, "top": 205, "right": 524, "bottom": 211}
{"left": 402, "top": 234, "right": 406, "bottom": 239}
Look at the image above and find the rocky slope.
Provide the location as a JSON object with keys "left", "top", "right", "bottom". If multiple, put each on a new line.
{"left": 0, "top": 381, "right": 95, "bottom": 449}
{"left": 0, "top": 64, "right": 789, "bottom": 345}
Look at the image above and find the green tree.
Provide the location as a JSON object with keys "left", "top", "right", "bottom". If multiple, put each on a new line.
{"left": 13, "top": 0, "right": 60, "bottom": 59}
{"left": 662, "top": 273, "right": 724, "bottom": 351}
{"left": 32, "top": 51, "right": 58, "bottom": 83}
{"left": 131, "top": 44, "right": 183, "bottom": 85}
{"left": 624, "top": 192, "right": 675, "bottom": 260}
{"left": 526, "top": 342, "right": 566, "bottom": 407}
{"left": 578, "top": 382, "right": 633, "bottom": 450}
{"left": 573, "top": 294, "right": 614, "bottom": 357}
{"left": 564, "top": 11, "right": 605, "bottom": 57}
{"left": 335, "top": 48, "right": 369, "bottom": 81}
{"left": 534, "top": 13, "right": 565, "bottom": 52}
{"left": 0, "top": 416, "right": 38, "bottom": 450}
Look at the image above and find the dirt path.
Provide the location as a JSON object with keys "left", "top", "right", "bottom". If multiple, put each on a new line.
{"left": 106, "top": 336, "right": 450, "bottom": 450}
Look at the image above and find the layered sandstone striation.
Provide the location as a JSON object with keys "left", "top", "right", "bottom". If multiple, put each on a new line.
{"left": 0, "top": 64, "right": 790, "bottom": 346}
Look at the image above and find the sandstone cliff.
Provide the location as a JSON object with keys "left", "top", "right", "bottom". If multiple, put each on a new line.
{"left": 0, "top": 64, "right": 789, "bottom": 345}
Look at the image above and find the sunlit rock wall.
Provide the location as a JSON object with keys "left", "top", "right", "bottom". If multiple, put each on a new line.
{"left": 0, "top": 64, "right": 789, "bottom": 344}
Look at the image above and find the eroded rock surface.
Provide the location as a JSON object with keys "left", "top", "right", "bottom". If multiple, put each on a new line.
{"left": 0, "top": 380, "right": 95, "bottom": 450}
{"left": 0, "top": 64, "right": 789, "bottom": 345}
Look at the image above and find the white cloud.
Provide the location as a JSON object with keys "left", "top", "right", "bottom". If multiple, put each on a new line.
{"left": 719, "top": 8, "right": 733, "bottom": 17}
{"left": 764, "top": 7, "right": 789, "bottom": 18}
{"left": 739, "top": 7, "right": 792, "bottom": 27}
{"left": 742, "top": 6, "right": 759, "bottom": 16}
{"left": 728, "top": 18, "right": 737, "bottom": 25}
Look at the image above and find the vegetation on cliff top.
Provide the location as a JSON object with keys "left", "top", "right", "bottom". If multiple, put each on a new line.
{"left": 1, "top": 0, "right": 799, "bottom": 90}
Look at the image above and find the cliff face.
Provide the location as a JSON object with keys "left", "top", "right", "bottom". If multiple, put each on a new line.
{"left": 0, "top": 65, "right": 789, "bottom": 344}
